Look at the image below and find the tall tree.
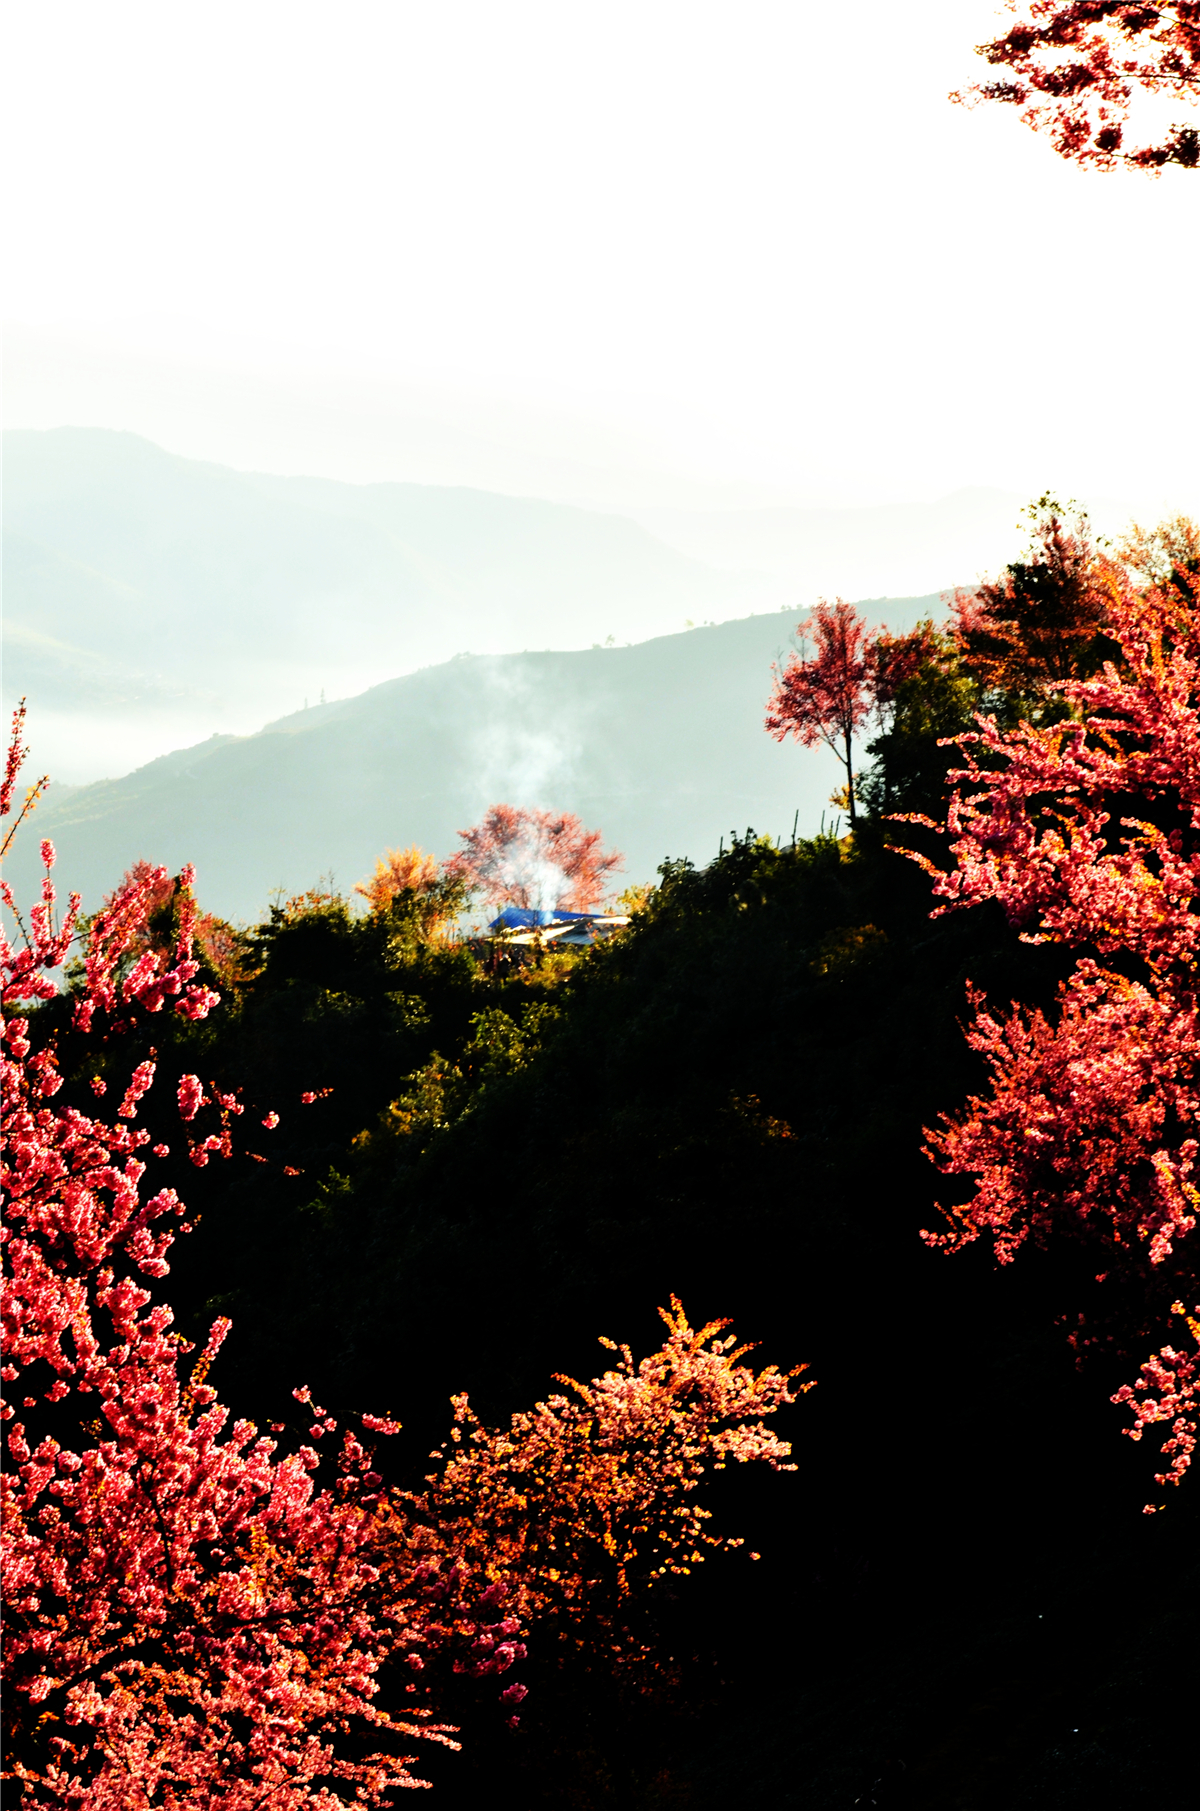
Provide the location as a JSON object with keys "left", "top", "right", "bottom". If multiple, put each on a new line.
{"left": 955, "top": 2, "right": 1200, "bottom": 170}
{"left": 950, "top": 496, "right": 1115, "bottom": 701}
{"left": 444, "top": 805, "right": 623, "bottom": 913}
{"left": 765, "top": 600, "right": 876, "bottom": 824}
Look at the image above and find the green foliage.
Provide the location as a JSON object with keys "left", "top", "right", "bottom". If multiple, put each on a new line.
{"left": 352, "top": 999, "right": 566, "bottom": 1171}
{"left": 859, "top": 622, "right": 980, "bottom": 821}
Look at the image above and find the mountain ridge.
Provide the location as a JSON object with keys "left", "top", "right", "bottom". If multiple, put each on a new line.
{"left": 3, "top": 427, "right": 770, "bottom": 779}
{"left": 7, "top": 597, "right": 946, "bottom": 922}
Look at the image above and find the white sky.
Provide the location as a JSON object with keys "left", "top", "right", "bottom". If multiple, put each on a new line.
{"left": 4, "top": 0, "right": 1199, "bottom": 511}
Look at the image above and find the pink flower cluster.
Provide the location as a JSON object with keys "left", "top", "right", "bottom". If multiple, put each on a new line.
{"left": 0, "top": 765, "right": 459, "bottom": 1801}
{"left": 70, "top": 858, "right": 219, "bottom": 1036}
{"left": 1112, "top": 1301, "right": 1200, "bottom": 1503}
{"left": 909, "top": 559, "right": 1200, "bottom": 1499}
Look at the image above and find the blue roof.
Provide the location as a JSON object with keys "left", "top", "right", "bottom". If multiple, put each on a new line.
{"left": 487, "top": 907, "right": 602, "bottom": 931}
{"left": 488, "top": 906, "right": 558, "bottom": 930}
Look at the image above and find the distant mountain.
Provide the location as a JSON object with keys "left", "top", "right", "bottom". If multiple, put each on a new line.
{"left": 7, "top": 598, "right": 945, "bottom": 923}
{"left": 3, "top": 428, "right": 770, "bottom": 780}
{"left": 7, "top": 428, "right": 1102, "bottom": 792}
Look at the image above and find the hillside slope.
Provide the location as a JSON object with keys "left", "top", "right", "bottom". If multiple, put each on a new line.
{"left": 10, "top": 597, "right": 942, "bottom": 920}
{"left": 3, "top": 427, "right": 768, "bottom": 777}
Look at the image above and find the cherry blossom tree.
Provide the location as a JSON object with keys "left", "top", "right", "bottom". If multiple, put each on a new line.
{"left": 955, "top": 2, "right": 1200, "bottom": 170}
{"left": 907, "top": 544, "right": 1200, "bottom": 1507}
{"left": 1, "top": 716, "right": 796, "bottom": 1802}
{"left": 765, "top": 600, "right": 878, "bottom": 823}
{"left": 2, "top": 841, "right": 446, "bottom": 1806}
{"left": 443, "top": 805, "right": 623, "bottom": 913}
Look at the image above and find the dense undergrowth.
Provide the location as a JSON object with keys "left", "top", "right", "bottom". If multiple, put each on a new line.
{"left": 28, "top": 843, "right": 1194, "bottom": 1807}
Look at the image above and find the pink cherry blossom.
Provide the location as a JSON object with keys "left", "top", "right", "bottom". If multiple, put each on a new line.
{"left": 910, "top": 556, "right": 1200, "bottom": 1501}
{"left": 177, "top": 1074, "right": 205, "bottom": 1121}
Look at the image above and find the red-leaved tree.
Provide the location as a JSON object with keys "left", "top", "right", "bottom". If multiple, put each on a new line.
{"left": 907, "top": 551, "right": 1200, "bottom": 1508}
{"left": 949, "top": 497, "right": 1114, "bottom": 694}
{"left": 765, "top": 600, "right": 878, "bottom": 824}
{"left": 1, "top": 717, "right": 797, "bottom": 1802}
{"left": 443, "top": 805, "right": 623, "bottom": 913}
{"left": 955, "top": 1, "right": 1200, "bottom": 170}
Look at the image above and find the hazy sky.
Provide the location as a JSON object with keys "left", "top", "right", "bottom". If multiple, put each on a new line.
{"left": 5, "top": 0, "right": 1198, "bottom": 511}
